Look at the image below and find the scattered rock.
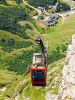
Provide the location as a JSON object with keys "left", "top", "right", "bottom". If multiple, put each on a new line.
{"left": 45, "top": 92, "right": 56, "bottom": 100}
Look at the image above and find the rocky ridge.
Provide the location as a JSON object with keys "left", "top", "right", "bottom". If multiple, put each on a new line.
{"left": 57, "top": 35, "right": 75, "bottom": 100}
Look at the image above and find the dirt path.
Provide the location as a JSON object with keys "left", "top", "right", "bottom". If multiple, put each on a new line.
{"left": 22, "top": 0, "right": 41, "bottom": 16}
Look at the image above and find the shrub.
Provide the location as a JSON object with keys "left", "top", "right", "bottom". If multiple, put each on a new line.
{"left": 56, "top": 2, "right": 70, "bottom": 12}
{"left": 28, "top": 0, "right": 57, "bottom": 7}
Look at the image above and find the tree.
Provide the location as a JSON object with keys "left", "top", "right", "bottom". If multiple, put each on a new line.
{"left": 8, "top": 39, "right": 15, "bottom": 46}
{"left": 28, "top": 0, "right": 57, "bottom": 7}
{"left": 16, "top": 0, "right": 22, "bottom": 4}
{"left": 56, "top": 2, "right": 70, "bottom": 12}
{"left": 0, "top": 0, "right": 7, "bottom": 5}
{"left": 0, "top": 5, "right": 28, "bottom": 38}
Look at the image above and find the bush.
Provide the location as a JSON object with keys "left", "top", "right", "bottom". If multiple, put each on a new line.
{"left": 38, "top": 15, "right": 44, "bottom": 20}
{"left": 2, "top": 38, "right": 6, "bottom": 43}
{"left": 0, "top": 4, "right": 29, "bottom": 38}
{"left": 7, "top": 50, "right": 34, "bottom": 74}
{"left": 8, "top": 39, "right": 15, "bottom": 46}
{"left": 56, "top": 2, "right": 70, "bottom": 12}
{"left": 0, "top": 0, "right": 7, "bottom": 5}
{"left": 28, "top": 0, "right": 57, "bottom": 7}
{"left": 16, "top": 0, "right": 22, "bottom": 4}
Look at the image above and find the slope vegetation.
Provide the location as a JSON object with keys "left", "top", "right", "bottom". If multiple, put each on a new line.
{"left": 0, "top": 0, "right": 75, "bottom": 100}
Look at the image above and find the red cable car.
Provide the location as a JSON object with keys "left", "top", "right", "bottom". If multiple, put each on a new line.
{"left": 31, "top": 53, "right": 47, "bottom": 86}
{"left": 31, "top": 67, "right": 46, "bottom": 86}
{"left": 31, "top": 37, "right": 48, "bottom": 86}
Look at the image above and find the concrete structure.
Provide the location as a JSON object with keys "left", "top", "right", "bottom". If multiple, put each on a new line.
{"left": 43, "top": 14, "right": 58, "bottom": 26}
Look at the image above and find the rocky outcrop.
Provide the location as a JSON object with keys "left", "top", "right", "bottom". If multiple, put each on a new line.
{"left": 57, "top": 35, "right": 75, "bottom": 100}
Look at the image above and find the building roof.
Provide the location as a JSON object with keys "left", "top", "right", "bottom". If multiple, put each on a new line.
{"left": 43, "top": 14, "right": 58, "bottom": 26}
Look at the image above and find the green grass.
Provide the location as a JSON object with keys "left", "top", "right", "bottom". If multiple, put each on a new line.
{"left": 0, "top": 1, "right": 75, "bottom": 100}
{"left": 0, "top": 29, "right": 34, "bottom": 74}
{"left": 4, "top": 72, "right": 46, "bottom": 100}
{"left": 0, "top": 70, "right": 18, "bottom": 87}
{"left": 3, "top": 58, "right": 64, "bottom": 100}
{"left": 0, "top": 2, "right": 39, "bottom": 73}
{"left": 36, "top": 15, "right": 75, "bottom": 64}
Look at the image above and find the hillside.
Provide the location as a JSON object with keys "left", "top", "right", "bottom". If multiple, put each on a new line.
{"left": 0, "top": 0, "right": 75, "bottom": 100}
{"left": 0, "top": 1, "right": 40, "bottom": 74}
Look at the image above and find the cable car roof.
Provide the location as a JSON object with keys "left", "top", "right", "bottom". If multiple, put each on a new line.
{"left": 32, "top": 53, "right": 43, "bottom": 65}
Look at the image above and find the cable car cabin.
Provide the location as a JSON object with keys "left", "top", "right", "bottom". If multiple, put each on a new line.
{"left": 31, "top": 67, "right": 46, "bottom": 86}
{"left": 31, "top": 53, "right": 47, "bottom": 86}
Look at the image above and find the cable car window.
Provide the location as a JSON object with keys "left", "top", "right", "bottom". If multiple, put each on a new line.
{"left": 32, "top": 70, "right": 44, "bottom": 81}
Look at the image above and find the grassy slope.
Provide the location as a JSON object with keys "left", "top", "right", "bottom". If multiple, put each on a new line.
{"left": 0, "top": 29, "right": 34, "bottom": 73}
{"left": 0, "top": 1, "right": 39, "bottom": 99}
{"left": 39, "top": 16, "right": 75, "bottom": 63}
{"left": 2, "top": 59, "right": 64, "bottom": 100}
{"left": 19, "top": 15, "right": 75, "bottom": 100}
{"left": 0, "top": 14, "right": 75, "bottom": 100}
{"left": 40, "top": 17, "right": 74, "bottom": 52}
{"left": 0, "top": 0, "right": 75, "bottom": 99}
{"left": 0, "top": 1, "right": 40, "bottom": 74}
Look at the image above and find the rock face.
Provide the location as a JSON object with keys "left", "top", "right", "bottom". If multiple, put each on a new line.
{"left": 57, "top": 35, "right": 75, "bottom": 100}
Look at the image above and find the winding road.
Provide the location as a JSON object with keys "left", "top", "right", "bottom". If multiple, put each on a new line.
{"left": 22, "top": 0, "right": 75, "bottom": 23}
{"left": 56, "top": 10, "right": 75, "bottom": 22}
{"left": 22, "top": 0, "right": 41, "bottom": 15}
{"left": 22, "top": 0, "right": 65, "bottom": 21}
{"left": 64, "top": 0, "right": 75, "bottom": 9}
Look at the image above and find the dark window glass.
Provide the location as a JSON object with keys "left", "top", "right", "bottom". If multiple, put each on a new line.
{"left": 32, "top": 70, "right": 44, "bottom": 81}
